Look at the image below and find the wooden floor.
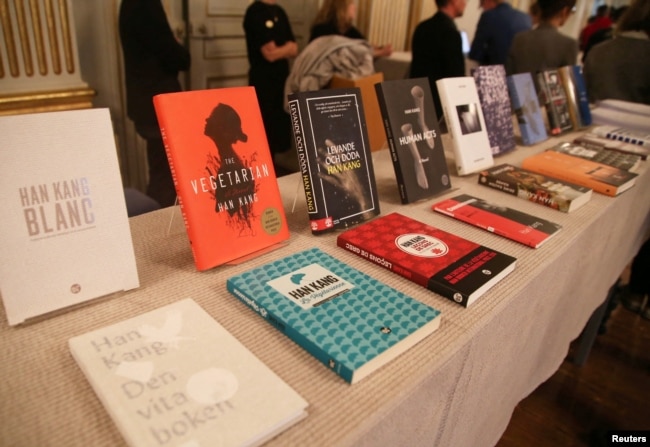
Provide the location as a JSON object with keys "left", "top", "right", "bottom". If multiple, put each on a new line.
{"left": 496, "top": 301, "right": 650, "bottom": 447}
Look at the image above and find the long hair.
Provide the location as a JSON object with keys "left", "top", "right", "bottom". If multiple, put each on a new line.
{"left": 312, "top": 0, "right": 354, "bottom": 34}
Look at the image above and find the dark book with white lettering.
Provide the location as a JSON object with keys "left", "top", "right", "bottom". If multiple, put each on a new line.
{"left": 433, "top": 194, "right": 562, "bottom": 248}
{"left": 337, "top": 213, "right": 516, "bottom": 307}
{"left": 153, "top": 87, "right": 290, "bottom": 271}
{"left": 536, "top": 69, "right": 572, "bottom": 136}
{"left": 287, "top": 88, "right": 380, "bottom": 234}
{"left": 375, "top": 77, "right": 451, "bottom": 203}
{"left": 477, "top": 163, "right": 592, "bottom": 213}
{"left": 226, "top": 248, "right": 441, "bottom": 383}
{"left": 548, "top": 141, "right": 642, "bottom": 172}
{"left": 68, "top": 299, "right": 308, "bottom": 447}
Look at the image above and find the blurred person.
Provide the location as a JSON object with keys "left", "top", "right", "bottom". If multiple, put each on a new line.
{"left": 579, "top": 4, "right": 612, "bottom": 51}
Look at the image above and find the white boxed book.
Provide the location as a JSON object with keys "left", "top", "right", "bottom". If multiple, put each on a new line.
{"left": 69, "top": 298, "right": 308, "bottom": 447}
{"left": 0, "top": 109, "right": 139, "bottom": 325}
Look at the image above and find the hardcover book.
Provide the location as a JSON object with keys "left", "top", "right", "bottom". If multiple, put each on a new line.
{"left": 432, "top": 194, "right": 562, "bottom": 248}
{"left": 548, "top": 141, "right": 642, "bottom": 172}
{"left": 69, "top": 298, "right": 308, "bottom": 447}
{"left": 522, "top": 150, "right": 638, "bottom": 197}
{"left": 337, "top": 213, "right": 517, "bottom": 307}
{"left": 374, "top": 77, "right": 451, "bottom": 203}
{"left": 153, "top": 87, "right": 290, "bottom": 271}
{"left": 226, "top": 248, "right": 441, "bottom": 384}
{"left": 0, "top": 109, "right": 139, "bottom": 326}
{"left": 506, "top": 72, "right": 548, "bottom": 146}
{"left": 287, "top": 88, "right": 380, "bottom": 234}
{"left": 477, "top": 163, "right": 592, "bottom": 213}
{"left": 536, "top": 69, "right": 572, "bottom": 135}
{"left": 435, "top": 77, "right": 494, "bottom": 175}
{"left": 472, "top": 65, "right": 516, "bottom": 155}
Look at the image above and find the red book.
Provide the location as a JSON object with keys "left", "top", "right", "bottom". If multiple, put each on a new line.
{"left": 432, "top": 194, "right": 562, "bottom": 248}
{"left": 337, "top": 213, "right": 516, "bottom": 307}
{"left": 154, "top": 87, "right": 289, "bottom": 271}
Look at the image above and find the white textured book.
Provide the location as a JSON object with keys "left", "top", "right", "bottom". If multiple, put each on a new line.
{"left": 69, "top": 298, "right": 308, "bottom": 447}
{"left": 0, "top": 109, "right": 139, "bottom": 325}
{"left": 436, "top": 77, "right": 494, "bottom": 175}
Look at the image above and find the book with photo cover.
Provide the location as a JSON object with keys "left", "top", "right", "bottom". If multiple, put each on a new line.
{"left": 287, "top": 88, "right": 380, "bottom": 234}
{"left": 0, "top": 109, "right": 139, "bottom": 326}
{"left": 506, "top": 72, "right": 548, "bottom": 146}
{"left": 69, "top": 298, "right": 308, "bottom": 447}
{"left": 477, "top": 163, "right": 592, "bottom": 213}
{"left": 574, "top": 133, "right": 650, "bottom": 160}
{"left": 548, "top": 141, "right": 642, "bottom": 172}
{"left": 374, "top": 77, "right": 451, "bottom": 203}
{"left": 436, "top": 77, "right": 494, "bottom": 175}
{"left": 472, "top": 64, "right": 516, "bottom": 155}
{"left": 432, "top": 193, "right": 562, "bottom": 248}
{"left": 337, "top": 213, "right": 517, "bottom": 307}
{"left": 536, "top": 69, "right": 572, "bottom": 136}
{"left": 153, "top": 87, "right": 290, "bottom": 271}
{"left": 226, "top": 248, "right": 441, "bottom": 384}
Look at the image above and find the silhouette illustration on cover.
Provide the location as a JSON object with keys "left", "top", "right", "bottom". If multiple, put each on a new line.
{"left": 400, "top": 85, "right": 437, "bottom": 190}
{"left": 204, "top": 103, "right": 259, "bottom": 236}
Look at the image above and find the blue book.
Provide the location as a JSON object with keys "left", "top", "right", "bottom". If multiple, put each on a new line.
{"left": 506, "top": 73, "right": 548, "bottom": 145}
{"left": 226, "top": 248, "right": 442, "bottom": 384}
{"left": 570, "top": 65, "right": 592, "bottom": 127}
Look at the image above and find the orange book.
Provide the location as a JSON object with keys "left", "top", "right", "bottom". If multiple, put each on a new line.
{"left": 154, "top": 87, "right": 289, "bottom": 271}
{"left": 521, "top": 150, "right": 637, "bottom": 197}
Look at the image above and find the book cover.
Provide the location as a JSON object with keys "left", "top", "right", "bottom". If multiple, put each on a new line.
{"left": 0, "top": 109, "right": 139, "bottom": 326}
{"left": 374, "top": 77, "right": 451, "bottom": 203}
{"left": 432, "top": 194, "right": 562, "bottom": 248}
{"left": 153, "top": 87, "right": 290, "bottom": 271}
{"left": 337, "top": 213, "right": 517, "bottom": 307}
{"left": 227, "top": 248, "right": 441, "bottom": 384}
{"left": 69, "top": 299, "right": 308, "bottom": 447}
{"left": 548, "top": 141, "right": 642, "bottom": 172}
{"left": 287, "top": 88, "right": 380, "bottom": 234}
{"left": 506, "top": 73, "right": 548, "bottom": 146}
{"left": 536, "top": 69, "right": 573, "bottom": 136}
{"left": 574, "top": 133, "right": 650, "bottom": 160}
{"left": 558, "top": 66, "right": 583, "bottom": 131}
{"left": 569, "top": 65, "right": 592, "bottom": 127}
{"left": 435, "top": 77, "right": 494, "bottom": 175}
{"left": 477, "top": 163, "right": 592, "bottom": 213}
{"left": 591, "top": 125, "right": 650, "bottom": 148}
{"left": 522, "top": 151, "right": 638, "bottom": 197}
{"left": 472, "top": 65, "right": 516, "bottom": 155}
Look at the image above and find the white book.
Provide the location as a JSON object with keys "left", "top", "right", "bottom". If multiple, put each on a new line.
{"left": 69, "top": 298, "right": 308, "bottom": 447}
{"left": 436, "top": 77, "right": 494, "bottom": 175}
{"left": 0, "top": 109, "right": 139, "bottom": 325}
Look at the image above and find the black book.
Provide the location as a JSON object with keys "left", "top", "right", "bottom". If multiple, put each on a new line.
{"left": 288, "top": 88, "right": 380, "bottom": 234}
{"left": 375, "top": 78, "right": 451, "bottom": 203}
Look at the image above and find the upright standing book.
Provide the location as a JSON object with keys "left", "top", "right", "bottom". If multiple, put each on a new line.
{"left": 432, "top": 193, "right": 562, "bottom": 248}
{"left": 472, "top": 65, "right": 516, "bottom": 155}
{"left": 477, "top": 163, "right": 592, "bottom": 213}
{"left": 287, "top": 88, "right": 380, "bottom": 234}
{"left": 153, "top": 87, "right": 290, "bottom": 271}
{"left": 536, "top": 69, "right": 572, "bottom": 135}
{"left": 0, "top": 109, "right": 139, "bottom": 326}
{"left": 226, "top": 248, "right": 441, "bottom": 384}
{"left": 436, "top": 77, "right": 494, "bottom": 175}
{"left": 522, "top": 150, "right": 638, "bottom": 197}
{"left": 337, "top": 213, "right": 516, "bottom": 307}
{"left": 374, "top": 77, "right": 451, "bottom": 203}
{"left": 506, "top": 72, "right": 548, "bottom": 145}
{"left": 69, "top": 299, "right": 308, "bottom": 447}
{"left": 559, "top": 65, "right": 591, "bottom": 128}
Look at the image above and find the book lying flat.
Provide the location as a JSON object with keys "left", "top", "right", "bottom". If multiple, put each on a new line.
{"left": 574, "top": 133, "right": 650, "bottom": 160}
{"left": 548, "top": 141, "right": 642, "bottom": 173}
{"left": 337, "top": 213, "right": 516, "bottom": 307}
{"left": 69, "top": 299, "right": 308, "bottom": 447}
{"left": 226, "top": 248, "right": 441, "bottom": 384}
{"left": 591, "top": 125, "right": 650, "bottom": 148}
{"left": 433, "top": 194, "right": 562, "bottom": 248}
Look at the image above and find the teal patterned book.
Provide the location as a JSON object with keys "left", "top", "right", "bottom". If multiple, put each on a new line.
{"left": 226, "top": 248, "right": 441, "bottom": 384}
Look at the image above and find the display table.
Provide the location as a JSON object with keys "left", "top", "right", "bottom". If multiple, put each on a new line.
{"left": 2, "top": 133, "right": 649, "bottom": 447}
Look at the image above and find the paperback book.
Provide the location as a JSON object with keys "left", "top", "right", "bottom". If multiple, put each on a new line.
{"left": 574, "top": 133, "right": 650, "bottom": 160}
{"left": 374, "top": 77, "right": 451, "bottom": 203}
{"left": 536, "top": 69, "right": 572, "bottom": 135}
{"left": 153, "top": 87, "right": 290, "bottom": 271}
{"left": 226, "top": 248, "right": 441, "bottom": 383}
{"left": 548, "top": 141, "right": 642, "bottom": 172}
{"left": 506, "top": 72, "right": 548, "bottom": 145}
{"left": 558, "top": 65, "right": 591, "bottom": 128}
{"left": 287, "top": 88, "right": 380, "bottom": 234}
{"left": 472, "top": 65, "right": 516, "bottom": 155}
{"left": 432, "top": 194, "right": 562, "bottom": 248}
{"left": 337, "top": 213, "right": 517, "bottom": 307}
{"left": 436, "top": 77, "right": 494, "bottom": 175}
{"left": 0, "top": 109, "right": 139, "bottom": 326}
{"left": 477, "top": 163, "right": 592, "bottom": 213}
{"left": 522, "top": 150, "right": 638, "bottom": 197}
{"left": 69, "top": 298, "right": 308, "bottom": 447}
{"left": 591, "top": 125, "right": 650, "bottom": 148}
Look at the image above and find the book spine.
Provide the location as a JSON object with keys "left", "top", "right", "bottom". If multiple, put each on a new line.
{"left": 226, "top": 279, "right": 355, "bottom": 383}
